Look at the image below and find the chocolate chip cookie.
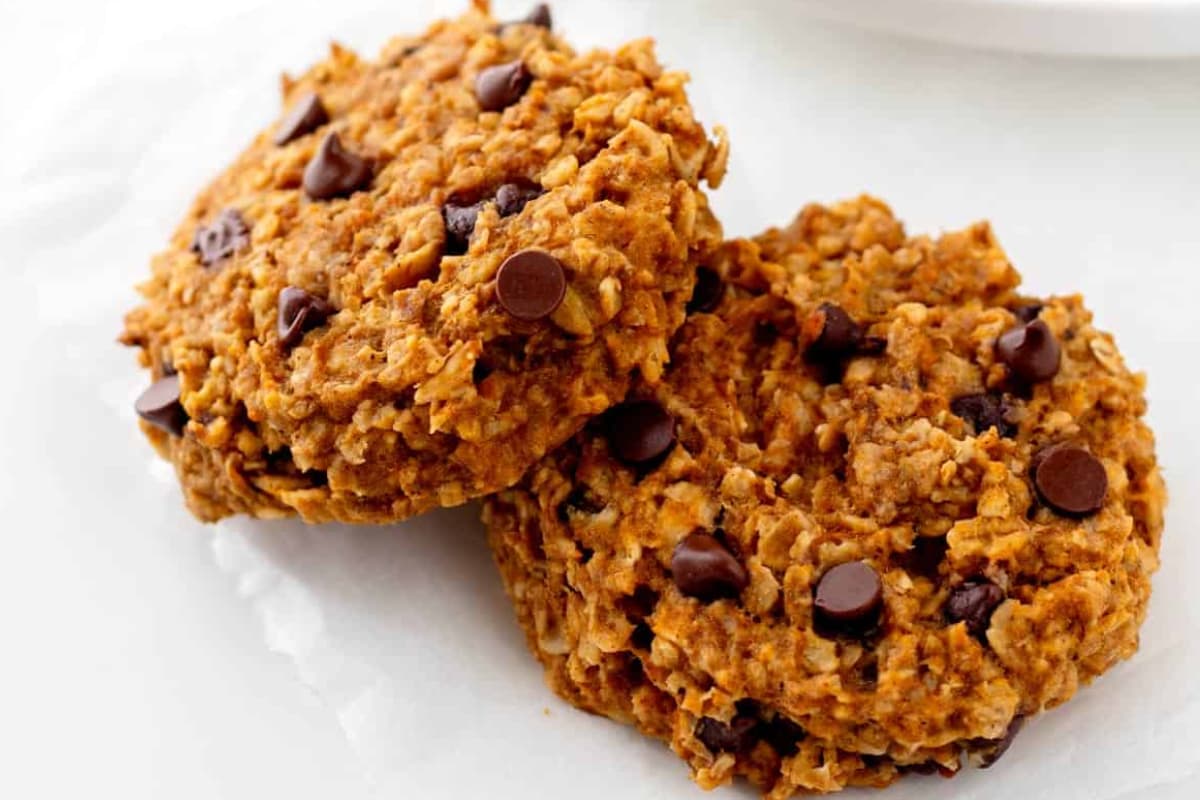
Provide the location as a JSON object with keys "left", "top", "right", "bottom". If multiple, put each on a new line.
{"left": 483, "top": 196, "right": 1165, "bottom": 795}
{"left": 121, "top": 2, "right": 726, "bottom": 522}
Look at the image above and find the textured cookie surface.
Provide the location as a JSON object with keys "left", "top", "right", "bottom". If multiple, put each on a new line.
{"left": 483, "top": 197, "right": 1164, "bottom": 796}
{"left": 121, "top": 2, "right": 726, "bottom": 522}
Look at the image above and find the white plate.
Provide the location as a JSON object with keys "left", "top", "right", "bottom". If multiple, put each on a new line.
{"left": 792, "top": 0, "right": 1200, "bottom": 57}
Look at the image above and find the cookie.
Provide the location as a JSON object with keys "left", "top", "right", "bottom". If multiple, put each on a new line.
{"left": 483, "top": 196, "right": 1165, "bottom": 796}
{"left": 120, "top": 1, "right": 727, "bottom": 523}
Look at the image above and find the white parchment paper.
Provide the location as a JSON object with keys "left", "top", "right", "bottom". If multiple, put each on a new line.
{"left": 7, "top": 1, "right": 1199, "bottom": 797}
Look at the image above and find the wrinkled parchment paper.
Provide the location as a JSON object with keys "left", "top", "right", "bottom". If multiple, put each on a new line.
{"left": 11, "top": 0, "right": 1198, "bottom": 797}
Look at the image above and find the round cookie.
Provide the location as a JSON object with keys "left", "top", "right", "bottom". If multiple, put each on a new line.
{"left": 121, "top": 2, "right": 727, "bottom": 523}
{"left": 483, "top": 196, "right": 1164, "bottom": 796}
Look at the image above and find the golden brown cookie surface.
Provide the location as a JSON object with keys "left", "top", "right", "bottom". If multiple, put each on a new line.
{"left": 121, "top": 2, "right": 726, "bottom": 523}
{"left": 483, "top": 196, "right": 1164, "bottom": 796}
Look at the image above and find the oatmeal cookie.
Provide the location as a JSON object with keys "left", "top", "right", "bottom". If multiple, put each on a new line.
{"left": 483, "top": 196, "right": 1164, "bottom": 796}
{"left": 121, "top": 1, "right": 726, "bottom": 522}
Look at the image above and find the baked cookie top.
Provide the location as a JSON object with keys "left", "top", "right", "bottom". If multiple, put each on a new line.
{"left": 483, "top": 196, "right": 1164, "bottom": 796}
{"left": 121, "top": 1, "right": 726, "bottom": 523}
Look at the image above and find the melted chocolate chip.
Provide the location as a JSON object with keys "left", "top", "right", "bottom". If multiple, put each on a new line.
{"left": 135, "top": 374, "right": 187, "bottom": 437}
{"left": 274, "top": 92, "right": 329, "bottom": 146}
{"left": 945, "top": 579, "right": 1006, "bottom": 638}
{"left": 277, "top": 286, "right": 336, "bottom": 349}
{"left": 978, "top": 716, "right": 1025, "bottom": 768}
{"left": 1032, "top": 444, "right": 1108, "bottom": 516}
{"left": 671, "top": 533, "right": 748, "bottom": 602}
{"left": 1013, "top": 303, "right": 1044, "bottom": 324}
{"left": 522, "top": 3, "right": 552, "bottom": 28}
{"left": 191, "top": 209, "right": 249, "bottom": 267}
{"left": 496, "top": 249, "right": 566, "bottom": 320}
{"left": 687, "top": 267, "right": 723, "bottom": 314}
{"left": 951, "top": 393, "right": 1017, "bottom": 438}
{"left": 303, "top": 133, "right": 372, "bottom": 200}
{"left": 803, "top": 302, "right": 862, "bottom": 362}
{"left": 605, "top": 400, "right": 675, "bottom": 465}
{"left": 442, "top": 200, "right": 485, "bottom": 255}
{"left": 899, "top": 535, "right": 949, "bottom": 580}
{"left": 761, "top": 715, "right": 806, "bottom": 757}
{"left": 813, "top": 561, "right": 883, "bottom": 632}
{"left": 476, "top": 60, "right": 533, "bottom": 112}
{"left": 495, "top": 182, "right": 544, "bottom": 217}
{"left": 995, "top": 319, "right": 1061, "bottom": 384}
{"left": 694, "top": 715, "right": 758, "bottom": 754}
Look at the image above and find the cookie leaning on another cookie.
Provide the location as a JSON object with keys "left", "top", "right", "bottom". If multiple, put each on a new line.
{"left": 121, "top": 1, "right": 726, "bottom": 523}
{"left": 483, "top": 196, "right": 1165, "bottom": 796}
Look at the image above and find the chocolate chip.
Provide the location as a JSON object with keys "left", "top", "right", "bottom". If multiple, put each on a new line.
{"left": 979, "top": 716, "right": 1025, "bottom": 768}
{"left": 945, "top": 579, "right": 1005, "bottom": 638}
{"left": 476, "top": 60, "right": 533, "bottom": 112}
{"left": 1032, "top": 444, "right": 1108, "bottom": 516}
{"left": 498, "top": 4, "right": 553, "bottom": 32}
{"left": 761, "top": 715, "right": 806, "bottom": 757}
{"left": 277, "top": 286, "right": 335, "bottom": 349}
{"left": 899, "top": 535, "right": 949, "bottom": 580}
{"left": 442, "top": 200, "right": 485, "bottom": 255}
{"left": 303, "top": 133, "right": 372, "bottom": 200}
{"left": 951, "top": 393, "right": 1017, "bottom": 438}
{"left": 523, "top": 3, "right": 552, "bottom": 28}
{"left": 191, "top": 209, "right": 249, "bottom": 267}
{"left": 803, "top": 302, "right": 862, "bottom": 363}
{"left": 605, "top": 400, "right": 675, "bottom": 465}
{"left": 273, "top": 92, "right": 329, "bottom": 146}
{"left": 671, "top": 533, "right": 748, "bottom": 602}
{"left": 695, "top": 715, "right": 758, "bottom": 754}
{"left": 687, "top": 267, "right": 723, "bottom": 314}
{"left": 1013, "top": 303, "right": 1044, "bottom": 324}
{"left": 495, "top": 249, "right": 566, "bottom": 321}
{"left": 995, "top": 319, "right": 1061, "bottom": 384}
{"left": 813, "top": 561, "right": 883, "bottom": 631}
{"left": 495, "top": 182, "right": 544, "bottom": 217}
{"left": 135, "top": 374, "right": 187, "bottom": 437}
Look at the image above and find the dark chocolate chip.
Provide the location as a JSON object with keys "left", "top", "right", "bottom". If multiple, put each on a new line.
{"left": 523, "top": 3, "right": 552, "bottom": 28}
{"left": 1013, "top": 303, "right": 1044, "bottom": 324}
{"left": 630, "top": 622, "right": 654, "bottom": 650}
{"left": 951, "top": 393, "right": 1017, "bottom": 438}
{"left": 694, "top": 715, "right": 758, "bottom": 754}
{"left": 135, "top": 374, "right": 187, "bottom": 437}
{"left": 813, "top": 561, "right": 883, "bottom": 631}
{"left": 761, "top": 715, "right": 806, "bottom": 757}
{"left": 273, "top": 92, "right": 329, "bottom": 146}
{"left": 995, "top": 319, "right": 1061, "bottom": 383}
{"left": 803, "top": 302, "right": 862, "bottom": 362}
{"left": 476, "top": 60, "right": 533, "bottom": 112}
{"left": 671, "top": 532, "right": 748, "bottom": 602}
{"left": 899, "top": 535, "right": 949, "bottom": 580}
{"left": 1032, "top": 444, "right": 1108, "bottom": 516}
{"left": 605, "top": 400, "right": 675, "bottom": 465}
{"left": 277, "top": 286, "right": 336, "bottom": 349}
{"left": 442, "top": 200, "right": 485, "bottom": 255}
{"left": 303, "top": 133, "right": 372, "bottom": 200}
{"left": 191, "top": 209, "right": 249, "bottom": 267}
{"left": 495, "top": 249, "right": 566, "bottom": 320}
{"left": 687, "top": 267, "right": 723, "bottom": 314}
{"left": 495, "top": 182, "right": 544, "bottom": 217}
{"left": 945, "top": 579, "right": 1006, "bottom": 638}
{"left": 979, "top": 716, "right": 1025, "bottom": 768}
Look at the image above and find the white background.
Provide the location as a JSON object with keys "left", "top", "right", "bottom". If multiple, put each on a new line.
{"left": 1, "top": 1, "right": 1198, "bottom": 798}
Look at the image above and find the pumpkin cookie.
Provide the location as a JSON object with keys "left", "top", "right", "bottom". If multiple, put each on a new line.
{"left": 121, "top": 2, "right": 726, "bottom": 522}
{"left": 483, "top": 196, "right": 1164, "bottom": 796}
